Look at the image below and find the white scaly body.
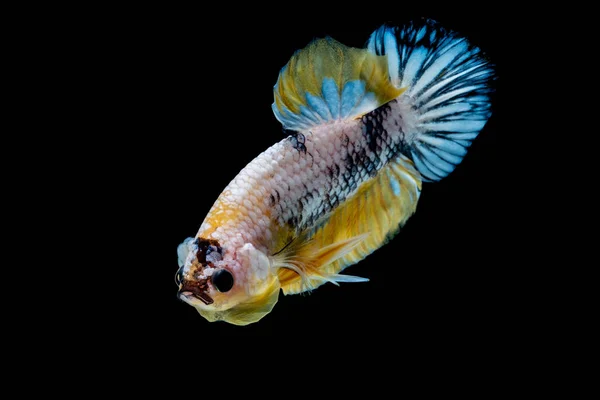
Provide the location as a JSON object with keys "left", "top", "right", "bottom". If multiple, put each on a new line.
{"left": 176, "top": 20, "right": 494, "bottom": 325}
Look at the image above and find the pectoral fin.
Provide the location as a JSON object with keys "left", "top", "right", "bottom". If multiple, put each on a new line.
{"left": 272, "top": 231, "right": 370, "bottom": 293}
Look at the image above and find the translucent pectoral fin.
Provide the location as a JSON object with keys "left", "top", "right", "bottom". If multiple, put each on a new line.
{"left": 272, "top": 232, "right": 370, "bottom": 292}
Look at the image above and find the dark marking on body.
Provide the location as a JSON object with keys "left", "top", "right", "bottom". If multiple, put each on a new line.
{"left": 177, "top": 237, "right": 224, "bottom": 305}
{"left": 194, "top": 238, "right": 222, "bottom": 266}
{"left": 297, "top": 198, "right": 304, "bottom": 215}
{"left": 361, "top": 102, "right": 391, "bottom": 154}
{"left": 270, "top": 194, "right": 276, "bottom": 206}
{"left": 330, "top": 194, "right": 339, "bottom": 208}
{"left": 288, "top": 131, "right": 307, "bottom": 153}
{"left": 286, "top": 215, "right": 299, "bottom": 227}
{"left": 326, "top": 166, "right": 334, "bottom": 178}
{"left": 342, "top": 134, "right": 350, "bottom": 146}
{"left": 367, "top": 162, "right": 377, "bottom": 177}
{"left": 291, "top": 98, "right": 413, "bottom": 233}
{"left": 306, "top": 151, "right": 315, "bottom": 167}
{"left": 350, "top": 163, "right": 358, "bottom": 177}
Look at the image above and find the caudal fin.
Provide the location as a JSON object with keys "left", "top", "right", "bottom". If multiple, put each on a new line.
{"left": 367, "top": 19, "right": 494, "bottom": 181}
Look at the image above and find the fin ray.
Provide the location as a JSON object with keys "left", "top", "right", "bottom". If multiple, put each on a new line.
{"left": 272, "top": 38, "right": 404, "bottom": 131}
{"left": 366, "top": 19, "right": 494, "bottom": 181}
{"left": 276, "top": 155, "right": 421, "bottom": 294}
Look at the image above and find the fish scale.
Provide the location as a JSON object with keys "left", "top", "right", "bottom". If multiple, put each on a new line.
{"left": 199, "top": 100, "right": 407, "bottom": 250}
{"left": 177, "top": 20, "right": 494, "bottom": 325}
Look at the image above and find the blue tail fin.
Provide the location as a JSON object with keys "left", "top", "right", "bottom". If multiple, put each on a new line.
{"left": 367, "top": 19, "right": 494, "bottom": 181}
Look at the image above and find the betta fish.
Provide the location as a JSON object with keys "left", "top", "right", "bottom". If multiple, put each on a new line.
{"left": 175, "top": 19, "right": 494, "bottom": 325}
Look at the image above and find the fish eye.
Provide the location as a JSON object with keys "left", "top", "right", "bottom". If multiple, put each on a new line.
{"left": 175, "top": 267, "right": 184, "bottom": 286}
{"left": 211, "top": 269, "right": 234, "bottom": 292}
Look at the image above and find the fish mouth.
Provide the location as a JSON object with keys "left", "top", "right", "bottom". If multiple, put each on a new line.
{"left": 178, "top": 281, "right": 214, "bottom": 305}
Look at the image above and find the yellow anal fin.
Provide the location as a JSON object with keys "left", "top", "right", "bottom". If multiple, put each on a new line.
{"left": 277, "top": 154, "right": 422, "bottom": 294}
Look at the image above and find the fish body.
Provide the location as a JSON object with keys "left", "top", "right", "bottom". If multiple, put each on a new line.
{"left": 176, "top": 20, "right": 494, "bottom": 325}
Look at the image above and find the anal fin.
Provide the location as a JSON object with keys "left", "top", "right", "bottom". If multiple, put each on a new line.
{"left": 276, "top": 154, "right": 422, "bottom": 294}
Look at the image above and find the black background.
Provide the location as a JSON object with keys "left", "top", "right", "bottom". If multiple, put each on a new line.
{"left": 105, "top": 7, "right": 509, "bottom": 352}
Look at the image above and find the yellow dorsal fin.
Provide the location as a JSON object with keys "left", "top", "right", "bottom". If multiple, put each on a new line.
{"left": 276, "top": 154, "right": 422, "bottom": 294}
{"left": 272, "top": 38, "right": 405, "bottom": 131}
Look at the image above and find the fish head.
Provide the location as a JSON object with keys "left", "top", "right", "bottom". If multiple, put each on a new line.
{"left": 176, "top": 237, "right": 280, "bottom": 326}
